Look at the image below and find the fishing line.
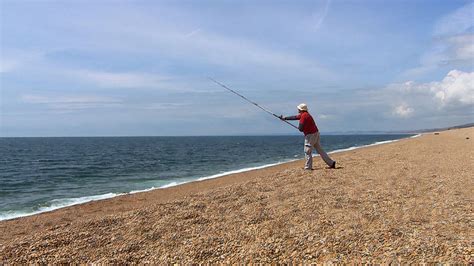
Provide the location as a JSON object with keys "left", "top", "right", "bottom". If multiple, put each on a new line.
{"left": 208, "top": 77, "right": 298, "bottom": 130}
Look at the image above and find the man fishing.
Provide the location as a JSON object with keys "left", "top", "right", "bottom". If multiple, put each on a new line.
{"left": 280, "top": 103, "right": 336, "bottom": 170}
{"left": 209, "top": 79, "right": 336, "bottom": 170}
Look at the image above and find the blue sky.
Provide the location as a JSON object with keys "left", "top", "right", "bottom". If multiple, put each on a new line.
{"left": 1, "top": 0, "right": 473, "bottom": 136}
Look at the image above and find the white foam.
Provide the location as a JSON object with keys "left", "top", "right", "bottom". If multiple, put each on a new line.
{"left": 129, "top": 186, "right": 157, "bottom": 194}
{"left": 0, "top": 193, "right": 121, "bottom": 221}
{"left": 328, "top": 146, "right": 359, "bottom": 154}
{"left": 196, "top": 160, "right": 298, "bottom": 182}
{"left": 328, "top": 136, "right": 412, "bottom": 154}
{"left": 129, "top": 181, "right": 188, "bottom": 193}
{"left": 159, "top": 181, "right": 186, "bottom": 189}
{"left": 1, "top": 134, "right": 418, "bottom": 221}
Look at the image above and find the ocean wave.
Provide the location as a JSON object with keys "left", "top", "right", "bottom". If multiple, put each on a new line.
{"left": 0, "top": 193, "right": 120, "bottom": 221}
{"left": 196, "top": 160, "right": 298, "bottom": 182}
{"left": 328, "top": 136, "right": 411, "bottom": 154}
{"left": 0, "top": 134, "right": 416, "bottom": 221}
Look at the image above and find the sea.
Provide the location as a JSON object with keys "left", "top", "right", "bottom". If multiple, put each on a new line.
{"left": 0, "top": 134, "right": 415, "bottom": 221}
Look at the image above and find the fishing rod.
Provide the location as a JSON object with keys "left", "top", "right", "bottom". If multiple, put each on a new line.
{"left": 208, "top": 77, "right": 299, "bottom": 130}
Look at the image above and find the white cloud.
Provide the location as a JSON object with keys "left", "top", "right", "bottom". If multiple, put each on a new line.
{"left": 0, "top": 59, "right": 20, "bottom": 73}
{"left": 70, "top": 70, "right": 171, "bottom": 89}
{"left": 402, "top": 2, "right": 474, "bottom": 79}
{"left": 162, "top": 28, "right": 332, "bottom": 78}
{"left": 318, "top": 114, "right": 333, "bottom": 120}
{"left": 2, "top": 2, "right": 335, "bottom": 98}
{"left": 20, "top": 94, "right": 122, "bottom": 110}
{"left": 1, "top": 51, "right": 194, "bottom": 91}
{"left": 183, "top": 28, "right": 201, "bottom": 38}
{"left": 446, "top": 34, "right": 474, "bottom": 63}
{"left": 392, "top": 104, "right": 414, "bottom": 118}
{"left": 21, "top": 94, "right": 121, "bottom": 104}
{"left": 140, "top": 103, "right": 188, "bottom": 110}
{"left": 0, "top": 51, "right": 42, "bottom": 74}
{"left": 384, "top": 70, "right": 473, "bottom": 120}
{"left": 404, "top": 34, "right": 474, "bottom": 78}
{"left": 434, "top": 2, "right": 474, "bottom": 36}
{"left": 305, "top": 69, "right": 472, "bottom": 132}
{"left": 430, "top": 70, "right": 474, "bottom": 106}
{"left": 312, "top": 0, "right": 331, "bottom": 31}
{"left": 52, "top": 5, "right": 333, "bottom": 80}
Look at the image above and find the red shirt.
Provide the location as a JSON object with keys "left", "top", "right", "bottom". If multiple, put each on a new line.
{"left": 296, "top": 112, "right": 319, "bottom": 135}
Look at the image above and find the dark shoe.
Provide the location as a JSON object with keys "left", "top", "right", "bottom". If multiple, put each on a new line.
{"left": 330, "top": 161, "right": 336, "bottom": 169}
{"left": 304, "top": 167, "right": 313, "bottom": 171}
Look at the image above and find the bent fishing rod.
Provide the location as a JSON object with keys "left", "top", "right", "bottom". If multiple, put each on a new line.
{"left": 208, "top": 77, "right": 299, "bottom": 130}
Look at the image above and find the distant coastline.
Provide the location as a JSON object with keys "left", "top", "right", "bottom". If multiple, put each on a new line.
{"left": 325, "top": 122, "right": 474, "bottom": 135}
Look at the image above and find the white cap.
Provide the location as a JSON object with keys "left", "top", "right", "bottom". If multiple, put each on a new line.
{"left": 297, "top": 103, "right": 308, "bottom": 111}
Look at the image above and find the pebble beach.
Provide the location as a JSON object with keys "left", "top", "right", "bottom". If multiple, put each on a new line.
{"left": 1, "top": 127, "right": 473, "bottom": 263}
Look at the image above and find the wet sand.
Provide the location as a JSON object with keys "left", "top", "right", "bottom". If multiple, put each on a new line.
{"left": 1, "top": 127, "right": 473, "bottom": 263}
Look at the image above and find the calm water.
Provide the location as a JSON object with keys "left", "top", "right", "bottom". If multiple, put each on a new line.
{"left": 0, "top": 134, "right": 413, "bottom": 220}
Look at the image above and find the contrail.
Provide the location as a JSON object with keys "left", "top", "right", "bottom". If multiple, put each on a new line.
{"left": 314, "top": 0, "right": 331, "bottom": 31}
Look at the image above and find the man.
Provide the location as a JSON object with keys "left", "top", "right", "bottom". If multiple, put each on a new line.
{"left": 280, "top": 103, "right": 336, "bottom": 170}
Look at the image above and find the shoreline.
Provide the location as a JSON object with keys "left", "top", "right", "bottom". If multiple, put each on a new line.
{"left": 0, "top": 134, "right": 419, "bottom": 222}
{"left": 1, "top": 128, "right": 471, "bottom": 263}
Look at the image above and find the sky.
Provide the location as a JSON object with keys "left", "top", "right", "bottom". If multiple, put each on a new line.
{"left": 1, "top": 0, "right": 473, "bottom": 136}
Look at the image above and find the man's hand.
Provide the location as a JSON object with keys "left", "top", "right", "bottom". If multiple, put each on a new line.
{"left": 279, "top": 115, "right": 285, "bottom": 120}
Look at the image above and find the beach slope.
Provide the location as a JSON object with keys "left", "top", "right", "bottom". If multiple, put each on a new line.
{"left": 1, "top": 128, "right": 473, "bottom": 263}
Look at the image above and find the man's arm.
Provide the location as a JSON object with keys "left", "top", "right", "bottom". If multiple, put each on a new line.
{"left": 280, "top": 114, "right": 304, "bottom": 132}
{"left": 298, "top": 123, "right": 304, "bottom": 132}
{"left": 282, "top": 115, "right": 300, "bottom": 120}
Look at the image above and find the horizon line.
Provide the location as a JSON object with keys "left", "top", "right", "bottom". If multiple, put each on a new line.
{"left": 2, "top": 122, "right": 472, "bottom": 138}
